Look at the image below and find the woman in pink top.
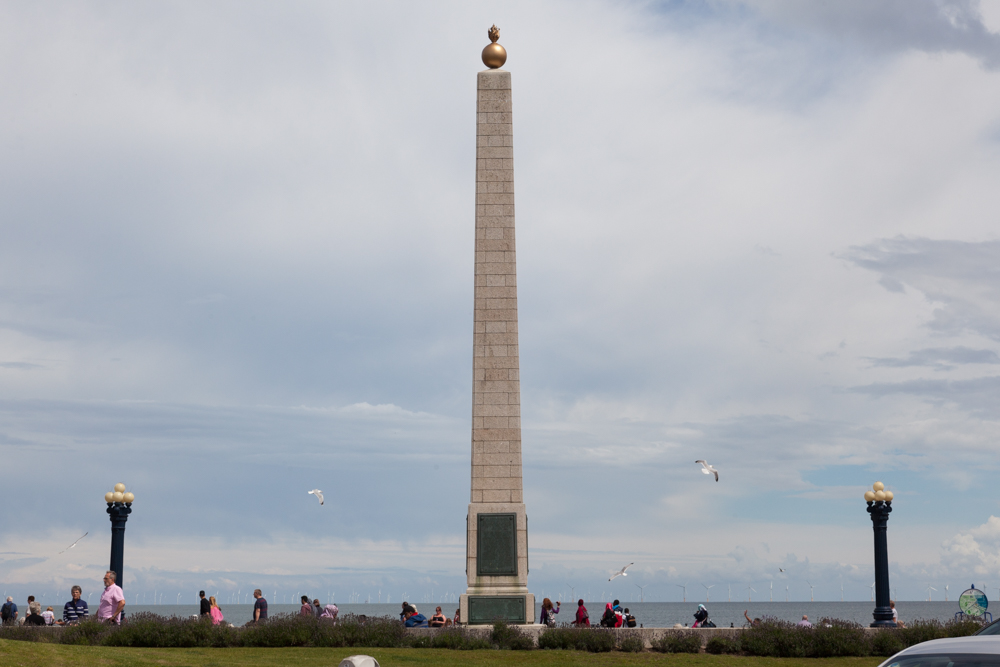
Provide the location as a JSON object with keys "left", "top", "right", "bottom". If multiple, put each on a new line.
{"left": 209, "top": 596, "right": 224, "bottom": 625}
{"left": 300, "top": 595, "right": 313, "bottom": 616}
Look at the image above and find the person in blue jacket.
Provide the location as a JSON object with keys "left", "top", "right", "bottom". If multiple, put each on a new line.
{"left": 403, "top": 604, "right": 428, "bottom": 627}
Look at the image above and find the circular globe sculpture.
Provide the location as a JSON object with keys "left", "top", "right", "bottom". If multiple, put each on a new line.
{"left": 482, "top": 24, "right": 507, "bottom": 69}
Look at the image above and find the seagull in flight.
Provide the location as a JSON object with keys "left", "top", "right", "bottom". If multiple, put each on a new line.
{"left": 609, "top": 563, "right": 634, "bottom": 581}
{"left": 58, "top": 532, "right": 88, "bottom": 554}
{"left": 779, "top": 568, "right": 785, "bottom": 573}
{"left": 695, "top": 460, "right": 719, "bottom": 482}
{"left": 308, "top": 489, "right": 324, "bottom": 506}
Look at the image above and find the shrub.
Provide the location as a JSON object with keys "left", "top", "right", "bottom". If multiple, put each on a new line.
{"left": 427, "top": 627, "right": 490, "bottom": 650}
{"left": 740, "top": 619, "right": 809, "bottom": 658}
{"left": 705, "top": 636, "right": 741, "bottom": 654}
{"left": 239, "top": 614, "right": 314, "bottom": 647}
{"left": 60, "top": 619, "right": 110, "bottom": 645}
{"left": 945, "top": 619, "right": 985, "bottom": 638}
{"left": 811, "top": 619, "right": 869, "bottom": 657}
{"left": 311, "top": 615, "right": 409, "bottom": 648}
{"left": 490, "top": 619, "right": 534, "bottom": 650}
{"left": 101, "top": 612, "right": 237, "bottom": 648}
{"left": 582, "top": 629, "right": 617, "bottom": 653}
{"left": 618, "top": 631, "right": 645, "bottom": 653}
{"left": 538, "top": 626, "right": 581, "bottom": 650}
{"left": 537, "top": 626, "right": 614, "bottom": 652}
{"left": 0, "top": 625, "right": 52, "bottom": 643}
{"left": 898, "top": 620, "right": 944, "bottom": 648}
{"left": 653, "top": 631, "right": 701, "bottom": 653}
{"left": 871, "top": 629, "right": 906, "bottom": 657}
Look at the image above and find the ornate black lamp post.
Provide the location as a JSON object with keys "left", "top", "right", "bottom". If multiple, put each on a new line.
{"left": 865, "top": 481, "right": 896, "bottom": 628}
{"left": 105, "top": 482, "right": 134, "bottom": 617}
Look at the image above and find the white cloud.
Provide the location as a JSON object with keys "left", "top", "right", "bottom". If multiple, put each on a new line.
{"left": 941, "top": 516, "right": 1000, "bottom": 575}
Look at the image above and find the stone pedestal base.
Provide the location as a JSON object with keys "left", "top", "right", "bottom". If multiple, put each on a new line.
{"left": 462, "top": 503, "right": 533, "bottom": 624}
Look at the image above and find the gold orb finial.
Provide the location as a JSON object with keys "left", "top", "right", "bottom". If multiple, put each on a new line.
{"left": 482, "top": 24, "right": 507, "bottom": 69}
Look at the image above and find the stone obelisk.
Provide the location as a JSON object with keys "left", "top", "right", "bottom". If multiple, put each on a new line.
{"left": 459, "top": 25, "right": 534, "bottom": 625}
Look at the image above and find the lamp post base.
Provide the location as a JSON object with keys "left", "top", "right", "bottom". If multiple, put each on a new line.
{"left": 871, "top": 607, "right": 897, "bottom": 628}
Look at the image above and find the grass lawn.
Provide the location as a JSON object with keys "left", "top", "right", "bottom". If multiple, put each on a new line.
{"left": 0, "top": 640, "right": 886, "bottom": 667}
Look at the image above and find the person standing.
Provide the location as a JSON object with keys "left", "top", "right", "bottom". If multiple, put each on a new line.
{"left": 199, "top": 591, "right": 210, "bottom": 617}
{"left": 299, "top": 595, "right": 313, "bottom": 616}
{"left": 574, "top": 599, "right": 590, "bottom": 627}
{"left": 209, "top": 596, "right": 224, "bottom": 625}
{"left": 97, "top": 571, "right": 125, "bottom": 624}
{"left": 540, "top": 598, "right": 560, "bottom": 627}
{"left": 60, "top": 586, "right": 89, "bottom": 625}
{"left": 0, "top": 596, "right": 16, "bottom": 625}
{"left": 252, "top": 589, "right": 267, "bottom": 623}
{"left": 313, "top": 599, "right": 322, "bottom": 618}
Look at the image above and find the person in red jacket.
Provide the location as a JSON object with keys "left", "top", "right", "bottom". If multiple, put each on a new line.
{"left": 574, "top": 599, "right": 590, "bottom": 626}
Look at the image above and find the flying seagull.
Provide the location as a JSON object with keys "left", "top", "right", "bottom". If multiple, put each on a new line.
{"left": 609, "top": 563, "right": 634, "bottom": 581}
{"left": 779, "top": 568, "right": 785, "bottom": 573}
{"left": 58, "top": 532, "right": 88, "bottom": 554}
{"left": 308, "top": 489, "right": 324, "bottom": 506}
{"left": 695, "top": 460, "right": 719, "bottom": 482}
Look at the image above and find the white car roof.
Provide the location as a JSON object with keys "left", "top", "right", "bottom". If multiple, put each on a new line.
{"left": 891, "top": 636, "right": 1000, "bottom": 658}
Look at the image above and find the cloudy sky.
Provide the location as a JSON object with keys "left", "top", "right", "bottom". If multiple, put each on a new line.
{"left": 3, "top": 0, "right": 1000, "bottom": 607}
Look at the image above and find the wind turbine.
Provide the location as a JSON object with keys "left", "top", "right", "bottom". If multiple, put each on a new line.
{"left": 635, "top": 584, "right": 646, "bottom": 603}
{"left": 770, "top": 581, "right": 773, "bottom": 602}
{"left": 675, "top": 584, "right": 687, "bottom": 603}
{"left": 567, "top": 584, "right": 576, "bottom": 602}
{"left": 785, "top": 585, "right": 789, "bottom": 602}
{"left": 806, "top": 581, "right": 814, "bottom": 602}
{"left": 870, "top": 582, "right": 875, "bottom": 602}
{"left": 945, "top": 585, "right": 949, "bottom": 602}
{"left": 840, "top": 582, "right": 844, "bottom": 602}
{"left": 747, "top": 586, "right": 756, "bottom": 602}
{"left": 927, "top": 585, "right": 937, "bottom": 602}
{"left": 728, "top": 584, "right": 732, "bottom": 602}
{"left": 702, "top": 584, "right": 715, "bottom": 602}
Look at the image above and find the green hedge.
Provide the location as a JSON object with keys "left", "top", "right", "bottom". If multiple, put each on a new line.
{"left": 1, "top": 614, "right": 986, "bottom": 655}
{"left": 652, "top": 630, "right": 702, "bottom": 653}
{"left": 740, "top": 617, "right": 983, "bottom": 658}
{"left": 536, "top": 626, "right": 618, "bottom": 652}
{"left": 1, "top": 614, "right": 466, "bottom": 649}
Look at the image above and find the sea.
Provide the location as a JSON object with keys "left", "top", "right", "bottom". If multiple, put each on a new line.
{"left": 105, "top": 601, "right": 973, "bottom": 628}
